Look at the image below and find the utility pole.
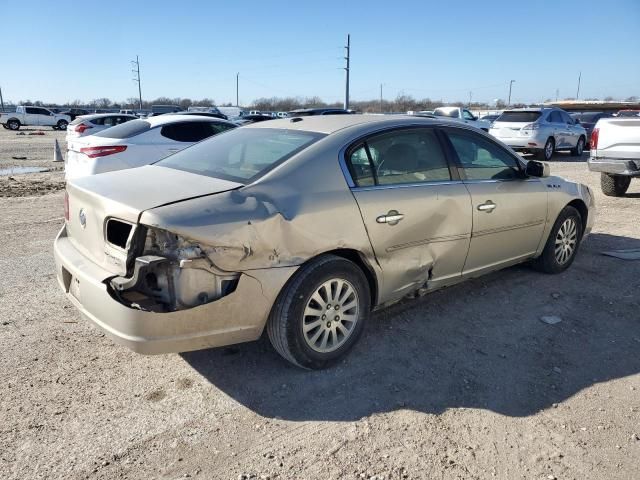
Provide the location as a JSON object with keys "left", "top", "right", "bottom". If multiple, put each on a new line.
{"left": 0, "top": 86, "right": 5, "bottom": 112}
{"left": 576, "top": 71, "right": 581, "bottom": 100}
{"left": 556, "top": 88, "right": 559, "bottom": 102}
{"left": 131, "top": 56, "right": 143, "bottom": 111}
{"left": 469, "top": 91, "right": 472, "bottom": 107}
{"left": 508, "top": 79, "right": 515, "bottom": 106}
{"left": 380, "top": 83, "right": 383, "bottom": 113}
{"left": 236, "top": 73, "right": 239, "bottom": 107}
{"left": 344, "top": 34, "right": 350, "bottom": 110}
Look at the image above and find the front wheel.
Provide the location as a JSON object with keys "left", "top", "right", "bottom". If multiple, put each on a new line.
{"left": 532, "top": 206, "right": 582, "bottom": 274}
{"left": 56, "top": 120, "right": 68, "bottom": 131}
{"left": 600, "top": 173, "right": 630, "bottom": 197}
{"left": 7, "top": 119, "right": 20, "bottom": 130}
{"left": 267, "top": 254, "right": 371, "bottom": 369}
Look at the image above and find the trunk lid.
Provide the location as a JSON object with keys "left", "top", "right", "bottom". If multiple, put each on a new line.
{"left": 65, "top": 165, "right": 242, "bottom": 275}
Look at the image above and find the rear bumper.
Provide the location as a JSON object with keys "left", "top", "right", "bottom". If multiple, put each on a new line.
{"left": 489, "top": 133, "right": 545, "bottom": 150}
{"left": 588, "top": 157, "right": 640, "bottom": 176}
{"left": 54, "top": 225, "right": 297, "bottom": 354}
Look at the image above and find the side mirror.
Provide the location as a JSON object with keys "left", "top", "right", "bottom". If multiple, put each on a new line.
{"left": 525, "top": 160, "right": 550, "bottom": 178}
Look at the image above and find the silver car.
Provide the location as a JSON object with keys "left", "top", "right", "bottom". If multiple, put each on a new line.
{"left": 54, "top": 115, "right": 595, "bottom": 369}
{"left": 490, "top": 108, "right": 587, "bottom": 161}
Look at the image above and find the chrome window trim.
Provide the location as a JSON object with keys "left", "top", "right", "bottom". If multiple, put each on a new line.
{"left": 352, "top": 180, "right": 463, "bottom": 192}
{"left": 338, "top": 122, "right": 462, "bottom": 189}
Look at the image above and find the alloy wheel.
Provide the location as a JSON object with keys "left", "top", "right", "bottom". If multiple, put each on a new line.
{"left": 302, "top": 278, "right": 359, "bottom": 353}
{"left": 555, "top": 217, "right": 578, "bottom": 265}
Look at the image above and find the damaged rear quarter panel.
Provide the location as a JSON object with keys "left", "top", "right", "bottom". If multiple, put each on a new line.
{"left": 139, "top": 139, "right": 379, "bottom": 278}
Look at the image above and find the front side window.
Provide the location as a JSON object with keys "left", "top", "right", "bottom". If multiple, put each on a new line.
{"left": 447, "top": 131, "right": 522, "bottom": 181}
{"left": 25, "top": 107, "right": 38, "bottom": 114}
{"left": 156, "top": 127, "right": 324, "bottom": 183}
{"left": 346, "top": 128, "right": 451, "bottom": 187}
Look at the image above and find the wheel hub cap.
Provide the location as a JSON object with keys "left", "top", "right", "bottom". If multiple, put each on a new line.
{"left": 554, "top": 218, "right": 577, "bottom": 265}
{"left": 302, "top": 278, "right": 359, "bottom": 353}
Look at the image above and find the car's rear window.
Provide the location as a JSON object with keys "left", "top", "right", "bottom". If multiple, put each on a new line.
{"left": 495, "top": 112, "right": 542, "bottom": 123}
{"left": 93, "top": 119, "right": 151, "bottom": 138}
{"left": 433, "top": 109, "right": 459, "bottom": 118}
{"left": 156, "top": 127, "right": 325, "bottom": 183}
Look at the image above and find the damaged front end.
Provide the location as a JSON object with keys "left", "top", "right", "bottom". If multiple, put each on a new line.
{"left": 109, "top": 226, "right": 240, "bottom": 312}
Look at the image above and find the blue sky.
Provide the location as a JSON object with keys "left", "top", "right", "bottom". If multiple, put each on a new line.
{"left": 2, "top": 0, "right": 639, "bottom": 105}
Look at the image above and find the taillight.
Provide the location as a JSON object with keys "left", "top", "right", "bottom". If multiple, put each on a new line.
{"left": 74, "top": 123, "right": 93, "bottom": 133}
{"left": 80, "top": 145, "right": 127, "bottom": 158}
{"left": 591, "top": 128, "right": 599, "bottom": 150}
{"left": 64, "top": 191, "right": 69, "bottom": 222}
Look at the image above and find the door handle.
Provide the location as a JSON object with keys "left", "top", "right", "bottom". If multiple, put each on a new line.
{"left": 376, "top": 210, "right": 404, "bottom": 225}
{"left": 477, "top": 201, "right": 496, "bottom": 212}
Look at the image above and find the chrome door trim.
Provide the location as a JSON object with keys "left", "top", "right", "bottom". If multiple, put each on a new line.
{"left": 387, "top": 233, "right": 470, "bottom": 252}
{"left": 472, "top": 219, "right": 545, "bottom": 238}
{"left": 352, "top": 180, "right": 463, "bottom": 192}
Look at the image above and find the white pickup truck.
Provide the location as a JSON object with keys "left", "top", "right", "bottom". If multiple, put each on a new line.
{"left": 432, "top": 106, "right": 492, "bottom": 131}
{"left": 0, "top": 106, "right": 71, "bottom": 131}
{"left": 588, "top": 117, "right": 640, "bottom": 196}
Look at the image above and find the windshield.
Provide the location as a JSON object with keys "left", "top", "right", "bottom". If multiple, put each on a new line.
{"left": 93, "top": 119, "right": 151, "bottom": 138}
{"left": 156, "top": 127, "right": 325, "bottom": 183}
{"left": 495, "top": 111, "right": 542, "bottom": 123}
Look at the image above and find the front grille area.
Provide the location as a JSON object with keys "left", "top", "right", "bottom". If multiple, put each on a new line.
{"left": 106, "top": 219, "right": 133, "bottom": 249}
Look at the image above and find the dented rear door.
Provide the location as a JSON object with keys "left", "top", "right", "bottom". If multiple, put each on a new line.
{"left": 346, "top": 127, "right": 472, "bottom": 302}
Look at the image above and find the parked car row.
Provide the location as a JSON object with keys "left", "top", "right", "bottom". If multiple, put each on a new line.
{"left": 65, "top": 115, "right": 236, "bottom": 179}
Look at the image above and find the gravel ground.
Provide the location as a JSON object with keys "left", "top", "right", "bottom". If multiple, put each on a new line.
{"left": 0, "top": 131, "right": 639, "bottom": 480}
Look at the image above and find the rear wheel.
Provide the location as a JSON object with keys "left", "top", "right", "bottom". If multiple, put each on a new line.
{"left": 571, "top": 136, "right": 585, "bottom": 156}
{"left": 56, "top": 120, "right": 68, "bottom": 131}
{"left": 7, "top": 119, "right": 20, "bottom": 130}
{"left": 532, "top": 206, "right": 582, "bottom": 274}
{"left": 600, "top": 173, "right": 630, "bottom": 197}
{"left": 536, "top": 137, "right": 554, "bottom": 161}
{"left": 267, "top": 254, "right": 371, "bottom": 369}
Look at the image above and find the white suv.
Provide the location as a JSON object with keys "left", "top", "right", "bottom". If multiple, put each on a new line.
{"left": 489, "top": 108, "right": 587, "bottom": 161}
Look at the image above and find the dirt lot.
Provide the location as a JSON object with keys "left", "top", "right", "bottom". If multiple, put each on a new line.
{"left": 1, "top": 127, "right": 639, "bottom": 480}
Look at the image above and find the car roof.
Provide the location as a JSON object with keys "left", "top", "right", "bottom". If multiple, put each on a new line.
{"left": 245, "top": 114, "right": 467, "bottom": 135}
{"left": 144, "top": 114, "right": 234, "bottom": 126}
{"left": 78, "top": 113, "right": 137, "bottom": 120}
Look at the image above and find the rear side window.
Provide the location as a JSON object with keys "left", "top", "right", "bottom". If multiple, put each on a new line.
{"left": 446, "top": 130, "right": 521, "bottom": 181}
{"left": 347, "top": 128, "right": 451, "bottom": 187}
{"left": 160, "top": 121, "right": 232, "bottom": 142}
{"left": 496, "top": 111, "right": 541, "bottom": 123}
{"left": 547, "top": 111, "right": 563, "bottom": 123}
{"left": 94, "top": 119, "right": 151, "bottom": 138}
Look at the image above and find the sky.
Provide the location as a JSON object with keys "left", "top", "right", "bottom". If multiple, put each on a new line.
{"left": 1, "top": 0, "right": 639, "bottom": 106}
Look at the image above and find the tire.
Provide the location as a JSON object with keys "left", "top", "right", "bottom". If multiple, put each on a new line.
{"left": 571, "top": 136, "right": 585, "bottom": 156}
{"left": 267, "top": 254, "right": 371, "bottom": 369}
{"left": 536, "top": 137, "right": 554, "bottom": 161}
{"left": 56, "top": 120, "right": 68, "bottom": 131}
{"left": 532, "top": 206, "right": 582, "bottom": 274}
{"left": 600, "top": 173, "right": 630, "bottom": 197}
{"left": 7, "top": 119, "right": 20, "bottom": 131}
{"left": 2, "top": 124, "right": 8, "bottom": 129}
